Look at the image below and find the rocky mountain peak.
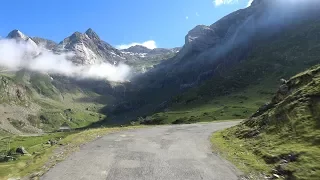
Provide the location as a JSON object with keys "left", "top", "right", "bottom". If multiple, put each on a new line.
{"left": 7, "top": 29, "right": 28, "bottom": 40}
{"left": 85, "top": 28, "right": 100, "bottom": 41}
{"left": 123, "top": 45, "right": 152, "bottom": 54}
{"left": 6, "top": 29, "right": 38, "bottom": 52}
{"left": 185, "top": 25, "right": 213, "bottom": 45}
{"left": 69, "top": 31, "right": 83, "bottom": 41}
{"left": 55, "top": 29, "right": 128, "bottom": 65}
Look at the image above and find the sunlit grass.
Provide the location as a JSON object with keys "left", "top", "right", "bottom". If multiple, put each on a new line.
{"left": 0, "top": 125, "right": 144, "bottom": 180}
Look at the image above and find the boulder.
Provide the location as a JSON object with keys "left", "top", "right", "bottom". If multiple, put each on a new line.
{"left": 280, "top": 78, "right": 288, "bottom": 85}
{"left": 16, "top": 146, "right": 29, "bottom": 155}
{"left": 279, "top": 84, "right": 289, "bottom": 95}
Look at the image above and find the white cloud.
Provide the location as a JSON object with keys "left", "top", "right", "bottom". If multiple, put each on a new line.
{"left": 213, "top": 0, "right": 238, "bottom": 6}
{"left": 196, "top": 12, "right": 200, "bottom": 16}
{"left": 186, "top": 16, "right": 189, "bottom": 20}
{"left": 247, "top": 0, "right": 254, "bottom": 7}
{"left": 0, "top": 39, "right": 131, "bottom": 82}
{"left": 116, "top": 40, "right": 157, "bottom": 50}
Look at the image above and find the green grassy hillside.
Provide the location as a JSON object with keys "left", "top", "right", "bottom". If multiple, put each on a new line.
{"left": 0, "top": 71, "right": 111, "bottom": 134}
{"left": 212, "top": 65, "right": 320, "bottom": 179}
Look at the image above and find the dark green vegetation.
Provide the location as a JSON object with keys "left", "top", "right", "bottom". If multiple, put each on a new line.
{"left": 212, "top": 65, "right": 320, "bottom": 179}
{"left": 128, "top": 16, "right": 320, "bottom": 126}
{"left": 136, "top": 86, "right": 272, "bottom": 125}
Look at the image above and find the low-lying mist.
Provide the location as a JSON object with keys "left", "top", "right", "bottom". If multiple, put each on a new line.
{"left": 0, "top": 39, "right": 131, "bottom": 82}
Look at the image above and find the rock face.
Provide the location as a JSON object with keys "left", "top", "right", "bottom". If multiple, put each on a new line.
{"left": 7, "top": 30, "right": 38, "bottom": 51}
{"left": 55, "top": 28, "right": 127, "bottom": 65}
{"left": 32, "top": 37, "right": 57, "bottom": 50}
{"left": 0, "top": 76, "right": 29, "bottom": 104}
{"left": 184, "top": 25, "right": 218, "bottom": 51}
{"left": 7, "top": 30, "right": 29, "bottom": 41}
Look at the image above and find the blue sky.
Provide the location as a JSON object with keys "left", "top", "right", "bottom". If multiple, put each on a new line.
{"left": 0, "top": 0, "right": 253, "bottom": 49}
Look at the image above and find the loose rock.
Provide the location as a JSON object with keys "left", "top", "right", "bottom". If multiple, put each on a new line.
{"left": 16, "top": 146, "right": 29, "bottom": 155}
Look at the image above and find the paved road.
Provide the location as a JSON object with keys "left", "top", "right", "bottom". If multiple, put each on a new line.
{"left": 41, "top": 121, "right": 242, "bottom": 180}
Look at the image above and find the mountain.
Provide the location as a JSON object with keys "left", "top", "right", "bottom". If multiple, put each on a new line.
{"left": 7, "top": 29, "right": 29, "bottom": 41}
{"left": 121, "top": 45, "right": 181, "bottom": 72}
{"left": 0, "top": 28, "right": 179, "bottom": 134}
{"left": 5, "top": 28, "right": 178, "bottom": 70}
{"left": 7, "top": 28, "right": 129, "bottom": 66}
{"left": 2, "top": 0, "right": 320, "bottom": 132}
{"left": 122, "top": 45, "right": 180, "bottom": 56}
{"left": 105, "top": 0, "right": 320, "bottom": 123}
{"left": 122, "top": 45, "right": 152, "bottom": 54}
{"left": 215, "top": 65, "right": 320, "bottom": 179}
{"left": 32, "top": 37, "right": 57, "bottom": 50}
{"left": 54, "top": 28, "right": 179, "bottom": 66}
{"left": 54, "top": 28, "right": 127, "bottom": 65}
{"left": 7, "top": 30, "right": 38, "bottom": 50}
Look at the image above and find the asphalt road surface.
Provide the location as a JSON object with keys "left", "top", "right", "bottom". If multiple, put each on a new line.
{"left": 41, "top": 121, "right": 242, "bottom": 180}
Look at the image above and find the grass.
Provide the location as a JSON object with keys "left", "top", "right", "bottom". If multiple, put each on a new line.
{"left": 137, "top": 80, "right": 275, "bottom": 125}
{"left": 212, "top": 126, "right": 320, "bottom": 179}
{"left": 0, "top": 132, "right": 71, "bottom": 179}
{"left": 210, "top": 65, "right": 320, "bottom": 180}
{"left": 211, "top": 131, "right": 270, "bottom": 178}
{"left": 29, "top": 91, "right": 109, "bottom": 131}
{"left": 0, "top": 125, "right": 143, "bottom": 180}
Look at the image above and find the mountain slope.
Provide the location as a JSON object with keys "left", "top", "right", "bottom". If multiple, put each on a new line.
{"left": 212, "top": 64, "right": 320, "bottom": 179}
{"left": 122, "top": 46, "right": 180, "bottom": 72}
{"left": 0, "top": 70, "right": 113, "bottom": 134}
{"left": 106, "top": 0, "right": 320, "bottom": 124}
{"left": 32, "top": 37, "right": 57, "bottom": 50}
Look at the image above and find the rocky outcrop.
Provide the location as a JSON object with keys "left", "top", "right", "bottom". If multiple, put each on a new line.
{"left": 184, "top": 25, "right": 218, "bottom": 51}
{"left": 0, "top": 76, "right": 29, "bottom": 104}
